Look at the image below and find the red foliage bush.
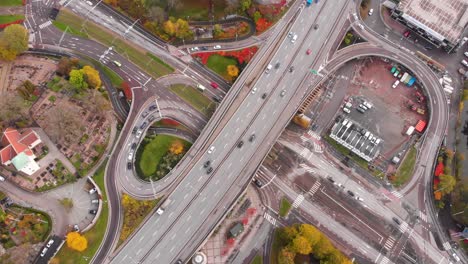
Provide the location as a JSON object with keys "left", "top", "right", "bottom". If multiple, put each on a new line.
{"left": 0, "top": 20, "right": 24, "bottom": 29}
{"left": 160, "top": 119, "right": 180, "bottom": 126}
{"left": 255, "top": 18, "right": 271, "bottom": 33}
{"left": 434, "top": 162, "right": 444, "bottom": 177}
{"left": 192, "top": 46, "right": 259, "bottom": 65}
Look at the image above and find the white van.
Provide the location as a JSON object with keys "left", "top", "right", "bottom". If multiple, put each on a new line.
{"left": 291, "top": 34, "right": 298, "bottom": 43}
{"left": 196, "top": 84, "right": 206, "bottom": 92}
{"left": 265, "top": 64, "right": 273, "bottom": 74}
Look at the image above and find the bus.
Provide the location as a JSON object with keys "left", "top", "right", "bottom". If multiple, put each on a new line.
{"left": 197, "top": 84, "right": 206, "bottom": 92}
{"left": 113, "top": 61, "right": 122, "bottom": 67}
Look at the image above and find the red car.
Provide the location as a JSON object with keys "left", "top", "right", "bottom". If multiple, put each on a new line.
{"left": 403, "top": 30, "right": 410, "bottom": 37}
{"left": 306, "top": 49, "right": 312, "bottom": 55}
{"left": 210, "top": 82, "right": 219, "bottom": 89}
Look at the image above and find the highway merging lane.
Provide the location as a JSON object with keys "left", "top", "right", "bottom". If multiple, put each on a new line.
{"left": 110, "top": 0, "right": 353, "bottom": 263}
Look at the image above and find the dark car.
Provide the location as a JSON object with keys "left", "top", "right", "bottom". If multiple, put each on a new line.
{"left": 200, "top": 47, "right": 208, "bottom": 51}
{"left": 127, "top": 162, "right": 132, "bottom": 170}
{"left": 289, "top": 66, "right": 295, "bottom": 72}
{"left": 313, "top": 23, "right": 319, "bottom": 30}
{"left": 140, "top": 122, "right": 148, "bottom": 129}
{"left": 392, "top": 217, "right": 401, "bottom": 225}
{"left": 275, "top": 62, "right": 280, "bottom": 69}
{"left": 347, "top": 190, "right": 355, "bottom": 197}
{"left": 213, "top": 97, "right": 222, "bottom": 103}
{"left": 253, "top": 178, "right": 263, "bottom": 188}
{"left": 176, "top": 260, "right": 183, "bottom": 264}
{"left": 148, "top": 115, "right": 155, "bottom": 122}
{"left": 327, "top": 176, "right": 335, "bottom": 183}
{"left": 149, "top": 105, "right": 157, "bottom": 111}
{"left": 249, "top": 134, "right": 256, "bottom": 142}
{"left": 131, "top": 143, "right": 137, "bottom": 150}
{"left": 203, "top": 160, "right": 211, "bottom": 168}
{"left": 357, "top": 107, "right": 365, "bottom": 114}
{"left": 132, "top": 127, "right": 138, "bottom": 134}
{"left": 207, "top": 167, "right": 213, "bottom": 174}
{"left": 89, "top": 210, "right": 97, "bottom": 215}
{"left": 237, "top": 141, "right": 244, "bottom": 148}
{"left": 261, "top": 93, "right": 267, "bottom": 99}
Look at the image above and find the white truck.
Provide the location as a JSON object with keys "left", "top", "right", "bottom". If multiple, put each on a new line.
{"left": 156, "top": 199, "right": 171, "bottom": 215}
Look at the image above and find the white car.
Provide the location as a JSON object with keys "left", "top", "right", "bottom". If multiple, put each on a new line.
{"left": 464, "top": 52, "right": 468, "bottom": 58}
{"left": 356, "top": 196, "right": 364, "bottom": 202}
{"left": 128, "top": 151, "right": 133, "bottom": 161}
{"left": 392, "top": 80, "right": 400, "bottom": 88}
{"left": 0, "top": 176, "right": 4, "bottom": 181}
{"left": 462, "top": 60, "right": 468, "bottom": 67}
{"left": 353, "top": 13, "right": 358, "bottom": 20}
{"left": 135, "top": 130, "right": 142, "bottom": 139}
{"left": 363, "top": 101, "right": 372, "bottom": 109}
{"left": 251, "top": 87, "right": 257, "bottom": 94}
{"left": 86, "top": 0, "right": 93, "bottom": 6}
{"left": 343, "top": 107, "right": 351, "bottom": 113}
{"left": 291, "top": 34, "right": 298, "bottom": 43}
{"left": 358, "top": 23, "right": 364, "bottom": 30}
{"left": 368, "top": 9, "right": 374, "bottom": 16}
{"left": 213, "top": 45, "right": 221, "bottom": 50}
{"left": 190, "top": 47, "right": 199, "bottom": 52}
{"left": 40, "top": 247, "right": 48, "bottom": 257}
{"left": 207, "top": 146, "right": 215, "bottom": 154}
{"left": 452, "top": 253, "right": 460, "bottom": 262}
{"left": 46, "top": 239, "right": 54, "bottom": 248}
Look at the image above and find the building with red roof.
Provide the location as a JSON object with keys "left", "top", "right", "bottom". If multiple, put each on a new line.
{"left": 0, "top": 128, "right": 41, "bottom": 175}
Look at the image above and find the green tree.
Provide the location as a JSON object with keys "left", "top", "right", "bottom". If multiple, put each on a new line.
{"left": 439, "top": 174, "right": 457, "bottom": 195}
{"left": 253, "top": 11, "right": 262, "bottom": 23}
{"left": 313, "top": 236, "right": 334, "bottom": 259}
{"left": 69, "top": 69, "right": 87, "bottom": 90}
{"left": 0, "top": 24, "right": 28, "bottom": 61}
{"left": 174, "top": 18, "right": 191, "bottom": 39}
{"left": 240, "top": 0, "right": 252, "bottom": 12}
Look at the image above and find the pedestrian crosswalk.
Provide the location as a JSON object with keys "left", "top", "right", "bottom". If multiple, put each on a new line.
{"left": 300, "top": 163, "right": 318, "bottom": 174}
{"left": 442, "top": 241, "right": 452, "bottom": 250}
{"left": 313, "top": 142, "right": 323, "bottom": 153}
{"left": 263, "top": 212, "right": 277, "bottom": 227}
{"left": 300, "top": 135, "right": 309, "bottom": 142}
{"left": 418, "top": 211, "right": 428, "bottom": 222}
{"left": 308, "top": 181, "right": 321, "bottom": 197}
{"left": 391, "top": 190, "right": 403, "bottom": 199}
{"left": 307, "top": 130, "right": 321, "bottom": 140}
{"left": 39, "top": 20, "right": 52, "bottom": 30}
{"left": 398, "top": 221, "right": 409, "bottom": 233}
{"left": 383, "top": 236, "right": 396, "bottom": 250}
{"left": 379, "top": 256, "right": 391, "bottom": 264}
{"left": 292, "top": 194, "right": 305, "bottom": 208}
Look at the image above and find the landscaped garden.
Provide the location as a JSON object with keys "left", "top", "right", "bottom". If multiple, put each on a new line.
{"left": 192, "top": 46, "right": 258, "bottom": 83}
{"left": 0, "top": 0, "right": 23, "bottom": 7}
{"left": 0, "top": 205, "right": 51, "bottom": 249}
{"left": 0, "top": 14, "right": 24, "bottom": 25}
{"left": 136, "top": 134, "right": 192, "bottom": 181}
{"left": 279, "top": 197, "right": 292, "bottom": 217}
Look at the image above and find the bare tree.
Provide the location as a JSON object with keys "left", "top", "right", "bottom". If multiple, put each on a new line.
{"left": 44, "top": 103, "right": 85, "bottom": 145}
{"left": 0, "top": 93, "right": 30, "bottom": 128}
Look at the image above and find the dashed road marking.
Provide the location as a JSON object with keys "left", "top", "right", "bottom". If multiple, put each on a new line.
{"left": 263, "top": 212, "right": 277, "bottom": 226}
{"left": 308, "top": 181, "right": 321, "bottom": 197}
{"left": 383, "top": 236, "right": 395, "bottom": 250}
{"left": 38, "top": 20, "right": 52, "bottom": 29}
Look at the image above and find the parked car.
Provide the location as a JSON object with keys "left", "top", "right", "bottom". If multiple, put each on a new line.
{"left": 253, "top": 178, "right": 263, "bottom": 188}
{"left": 403, "top": 30, "right": 410, "bottom": 37}
{"left": 368, "top": 8, "right": 374, "bottom": 16}
{"left": 136, "top": 130, "right": 142, "bottom": 139}
{"left": 128, "top": 152, "right": 133, "bottom": 161}
{"left": 462, "top": 60, "right": 468, "bottom": 67}
{"left": 89, "top": 188, "right": 97, "bottom": 194}
{"left": 213, "top": 45, "right": 221, "bottom": 50}
{"left": 392, "top": 217, "right": 401, "bottom": 225}
{"left": 392, "top": 80, "right": 400, "bottom": 88}
{"left": 207, "top": 146, "right": 215, "bottom": 154}
{"left": 0, "top": 176, "right": 4, "bottom": 181}
{"left": 148, "top": 115, "right": 155, "bottom": 122}
{"left": 89, "top": 210, "right": 97, "bottom": 215}
{"left": 131, "top": 143, "right": 137, "bottom": 150}
{"left": 343, "top": 107, "right": 351, "bottom": 113}
{"left": 140, "top": 122, "right": 148, "bottom": 129}
{"left": 40, "top": 247, "right": 48, "bottom": 257}
{"left": 149, "top": 105, "right": 157, "bottom": 111}
{"left": 127, "top": 162, "right": 132, "bottom": 170}
{"left": 291, "top": 34, "right": 298, "bottom": 43}
{"left": 207, "top": 167, "right": 213, "bottom": 174}
{"left": 347, "top": 190, "right": 355, "bottom": 197}
{"left": 46, "top": 239, "right": 54, "bottom": 248}
{"left": 251, "top": 87, "right": 257, "bottom": 94}
{"left": 132, "top": 127, "right": 138, "bottom": 134}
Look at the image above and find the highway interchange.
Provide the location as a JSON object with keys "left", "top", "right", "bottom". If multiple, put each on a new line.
{"left": 14, "top": 0, "right": 466, "bottom": 263}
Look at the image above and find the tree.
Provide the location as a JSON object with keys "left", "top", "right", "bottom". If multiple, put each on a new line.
{"left": 66, "top": 232, "right": 88, "bottom": 251}
{"left": 0, "top": 93, "right": 30, "bottom": 127}
{"left": 44, "top": 103, "right": 85, "bottom": 145}
{"left": 169, "top": 140, "right": 184, "bottom": 155}
{"left": 57, "top": 57, "right": 79, "bottom": 76}
{"left": 291, "top": 235, "right": 312, "bottom": 255}
{"left": 148, "top": 6, "right": 165, "bottom": 23}
{"left": 174, "top": 18, "right": 191, "bottom": 39}
{"left": 82, "top": 65, "right": 102, "bottom": 88}
{"left": 227, "top": 65, "right": 239, "bottom": 80}
{"left": 69, "top": 69, "right": 87, "bottom": 90}
{"left": 278, "top": 247, "right": 295, "bottom": 264}
{"left": 298, "top": 224, "right": 322, "bottom": 246}
{"left": 313, "top": 236, "right": 335, "bottom": 259}
{"left": 253, "top": 11, "right": 262, "bottom": 23}
{"left": 213, "top": 24, "right": 223, "bottom": 38}
{"left": 0, "top": 24, "right": 28, "bottom": 61}
{"left": 439, "top": 174, "right": 456, "bottom": 195}
{"left": 240, "top": 0, "right": 252, "bottom": 12}
{"left": 163, "top": 20, "right": 176, "bottom": 36}
{"left": 278, "top": 225, "right": 299, "bottom": 242}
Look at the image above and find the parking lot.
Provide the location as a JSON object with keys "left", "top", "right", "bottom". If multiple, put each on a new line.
{"left": 335, "top": 58, "right": 427, "bottom": 158}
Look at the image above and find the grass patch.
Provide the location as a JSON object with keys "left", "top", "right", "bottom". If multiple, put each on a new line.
{"left": 169, "top": 84, "right": 215, "bottom": 117}
{"left": 279, "top": 197, "right": 292, "bottom": 217}
{"left": 52, "top": 20, "right": 88, "bottom": 38}
{"left": 206, "top": 54, "right": 238, "bottom": 80}
{"left": 270, "top": 229, "right": 281, "bottom": 264}
{"left": 0, "top": 191, "right": 6, "bottom": 201}
{"left": 251, "top": 255, "right": 263, "bottom": 264}
{"left": 146, "top": 52, "right": 174, "bottom": 72}
{"left": 52, "top": 160, "right": 109, "bottom": 264}
{"left": 117, "top": 194, "right": 160, "bottom": 247}
{"left": 0, "top": 0, "right": 22, "bottom": 6}
{"left": 98, "top": 63, "right": 124, "bottom": 87}
{"left": 394, "top": 146, "right": 417, "bottom": 187}
{"left": 136, "top": 134, "right": 191, "bottom": 181}
{"left": 0, "top": 14, "right": 25, "bottom": 24}
{"left": 54, "top": 9, "right": 174, "bottom": 78}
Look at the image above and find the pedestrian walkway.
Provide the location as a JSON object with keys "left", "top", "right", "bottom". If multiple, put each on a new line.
{"left": 39, "top": 20, "right": 52, "bottom": 29}
{"left": 418, "top": 211, "right": 428, "bottom": 222}
{"left": 391, "top": 190, "right": 404, "bottom": 199}
{"left": 263, "top": 212, "right": 277, "bottom": 227}
{"left": 442, "top": 241, "right": 452, "bottom": 251}
{"left": 299, "top": 163, "right": 318, "bottom": 174}
{"left": 398, "top": 221, "right": 409, "bottom": 233}
{"left": 379, "top": 256, "right": 392, "bottom": 264}
{"left": 292, "top": 194, "right": 305, "bottom": 208}
{"left": 383, "top": 236, "right": 396, "bottom": 250}
{"left": 308, "top": 181, "right": 321, "bottom": 197}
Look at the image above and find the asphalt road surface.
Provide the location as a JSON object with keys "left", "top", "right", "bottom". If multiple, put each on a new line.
{"left": 110, "top": 0, "right": 354, "bottom": 263}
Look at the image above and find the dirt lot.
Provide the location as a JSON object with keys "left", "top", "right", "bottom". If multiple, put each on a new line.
{"left": 338, "top": 58, "right": 427, "bottom": 159}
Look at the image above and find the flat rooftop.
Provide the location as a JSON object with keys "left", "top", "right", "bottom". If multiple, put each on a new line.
{"left": 398, "top": 0, "right": 468, "bottom": 43}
